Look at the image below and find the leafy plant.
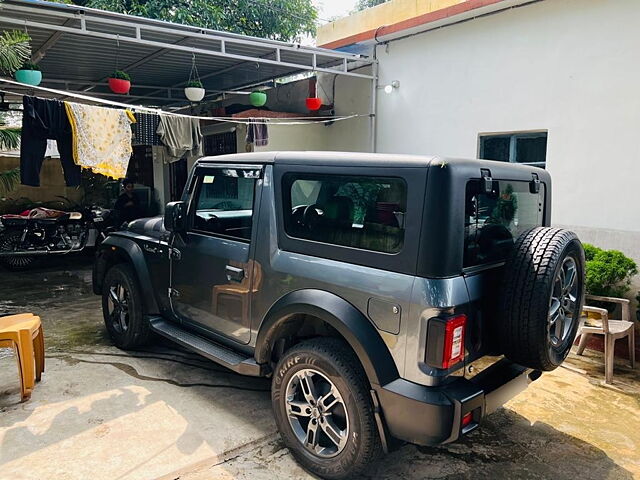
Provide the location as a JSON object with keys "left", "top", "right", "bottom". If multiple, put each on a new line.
{"left": 0, "top": 30, "right": 31, "bottom": 74}
{"left": 81, "top": 0, "right": 317, "bottom": 41}
{"left": 0, "top": 167, "right": 20, "bottom": 196}
{"left": 109, "top": 70, "right": 131, "bottom": 81}
{"left": 19, "top": 61, "right": 40, "bottom": 71}
{"left": 584, "top": 243, "right": 638, "bottom": 298}
{"left": 0, "top": 127, "right": 20, "bottom": 150}
{"left": 583, "top": 242, "right": 601, "bottom": 261}
{"left": 186, "top": 80, "right": 203, "bottom": 88}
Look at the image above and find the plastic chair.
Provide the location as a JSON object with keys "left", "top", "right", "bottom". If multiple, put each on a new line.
{"left": 0, "top": 313, "right": 45, "bottom": 401}
{"left": 577, "top": 295, "right": 635, "bottom": 384}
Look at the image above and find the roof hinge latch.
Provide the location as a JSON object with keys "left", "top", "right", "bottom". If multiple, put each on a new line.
{"left": 530, "top": 172, "right": 541, "bottom": 194}
{"left": 480, "top": 168, "right": 493, "bottom": 193}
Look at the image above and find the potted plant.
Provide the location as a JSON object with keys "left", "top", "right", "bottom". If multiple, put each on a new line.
{"left": 184, "top": 80, "right": 205, "bottom": 102}
{"left": 108, "top": 71, "right": 131, "bottom": 94}
{"left": 249, "top": 90, "right": 267, "bottom": 107}
{"left": 14, "top": 62, "right": 42, "bottom": 86}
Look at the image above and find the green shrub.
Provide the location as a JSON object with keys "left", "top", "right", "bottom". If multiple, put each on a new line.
{"left": 583, "top": 243, "right": 602, "bottom": 262}
{"left": 584, "top": 243, "right": 637, "bottom": 298}
{"left": 109, "top": 70, "right": 131, "bottom": 81}
{"left": 20, "top": 62, "right": 40, "bottom": 71}
{"left": 186, "top": 80, "right": 203, "bottom": 88}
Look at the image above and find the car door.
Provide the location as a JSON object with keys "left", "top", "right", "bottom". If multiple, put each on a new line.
{"left": 169, "top": 165, "right": 262, "bottom": 345}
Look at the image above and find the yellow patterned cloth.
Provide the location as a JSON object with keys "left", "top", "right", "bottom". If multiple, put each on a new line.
{"left": 64, "top": 102, "right": 136, "bottom": 179}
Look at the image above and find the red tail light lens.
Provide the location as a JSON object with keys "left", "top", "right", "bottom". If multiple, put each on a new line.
{"left": 461, "top": 412, "right": 473, "bottom": 428}
{"left": 442, "top": 314, "right": 466, "bottom": 369}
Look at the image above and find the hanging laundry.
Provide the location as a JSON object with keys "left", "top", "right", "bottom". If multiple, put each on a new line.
{"left": 64, "top": 102, "right": 136, "bottom": 179}
{"left": 156, "top": 115, "right": 203, "bottom": 163}
{"left": 246, "top": 118, "right": 269, "bottom": 147}
{"left": 132, "top": 112, "right": 162, "bottom": 146}
{"left": 20, "top": 96, "right": 81, "bottom": 187}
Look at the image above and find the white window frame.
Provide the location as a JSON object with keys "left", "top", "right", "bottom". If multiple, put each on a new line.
{"left": 478, "top": 130, "right": 548, "bottom": 168}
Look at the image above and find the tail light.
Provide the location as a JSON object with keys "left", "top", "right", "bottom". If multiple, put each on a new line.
{"left": 425, "top": 314, "right": 467, "bottom": 369}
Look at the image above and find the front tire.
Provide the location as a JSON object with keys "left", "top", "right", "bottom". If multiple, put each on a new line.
{"left": 272, "top": 338, "right": 381, "bottom": 480}
{"left": 0, "top": 231, "right": 37, "bottom": 271}
{"left": 102, "top": 263, "right": 150, "bottom": 349}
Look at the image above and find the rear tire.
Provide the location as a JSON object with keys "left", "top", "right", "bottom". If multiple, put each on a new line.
{"left": 102, "top": 263, "right": 150, "bottom": 349}
{"left": 271, "top": 338, "right": 382, "bottom": 479}
{"left": 498, "top": 227, "right": 585, "bottom": 371}
{"left": 0, "top": 231, "right": 37, "bottom": 271}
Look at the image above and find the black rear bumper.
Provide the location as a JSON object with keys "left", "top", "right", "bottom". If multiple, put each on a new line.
{"left": 375, "top": 359, "right": 539, "bottom": 446}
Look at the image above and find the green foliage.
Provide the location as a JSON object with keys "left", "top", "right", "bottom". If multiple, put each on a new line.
{"left": 19, "top": 61, "right": 40, "bottom": 71}
{"left": 488, "top": 183, "right": 518, "bottom": 225}
{"left": 353, "top": 0, "right": 388, "bottom": 12}
{"left": 584, "top": 243, "right": 638, "bottom": 298}
{"left": 583, "top": 243, "right": 602, "bottom": 262}
{"left": 110, "top": 70, "right": 131, "bottom": 81}
{"left": 71, "top": 0, "right": 317, "bottom": 41}
{"left": 0, "top": 127, "right": 21, "bottom": 150}
{"left": 0, "top": 167, "right": 20, "bottom": 196}
{"left": 0, "top": 30, "right": 31, "bottom": 74}
{"left": 186, "top": 80, "right": 203, "bottom": 88}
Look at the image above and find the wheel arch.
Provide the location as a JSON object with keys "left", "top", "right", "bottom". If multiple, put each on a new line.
{"left": 93, "top": 235, "right": 160, "bottom": 314}
{"left": 255, "top": 289, "right": 399, "bottom": 387}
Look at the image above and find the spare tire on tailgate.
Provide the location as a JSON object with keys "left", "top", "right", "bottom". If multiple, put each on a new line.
{"left": 498, "top": 227, "right": 585, "bottom": 371}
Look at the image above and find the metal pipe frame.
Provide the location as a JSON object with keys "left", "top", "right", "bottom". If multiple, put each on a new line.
{"left": 0, "top": 2, "right": 375, "bottom": 80}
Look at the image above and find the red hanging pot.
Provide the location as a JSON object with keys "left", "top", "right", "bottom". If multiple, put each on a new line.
{"left": 108, "top": 77, "right": 131, "bottom": 94}
{"left": 306, "top": 97, "right": 322, "bottom": 111}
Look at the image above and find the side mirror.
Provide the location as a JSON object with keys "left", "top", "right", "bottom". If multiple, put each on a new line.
{"left": 164, "top": 201, "right": 187, "bottom": 232}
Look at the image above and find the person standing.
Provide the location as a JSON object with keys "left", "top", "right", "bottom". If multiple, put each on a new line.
{"left": 114, "top": 178, "right": 141, "bottom": 223}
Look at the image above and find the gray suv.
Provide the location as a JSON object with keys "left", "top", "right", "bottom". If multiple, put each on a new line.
{"left": 93, "top": 152, "right": 585, "bottom": 479}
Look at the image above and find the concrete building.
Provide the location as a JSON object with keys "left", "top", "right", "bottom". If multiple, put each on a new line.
{"left": 317, "top": 0, "right": 640, "bottom": 263}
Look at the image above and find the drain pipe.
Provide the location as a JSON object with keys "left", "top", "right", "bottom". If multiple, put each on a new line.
{"left": 370, "top": 47, "right": 379, "bottom": 153}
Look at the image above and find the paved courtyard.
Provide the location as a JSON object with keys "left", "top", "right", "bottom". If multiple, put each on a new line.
{"left": 1, "top": 259, "right": 639, "bottom": 479}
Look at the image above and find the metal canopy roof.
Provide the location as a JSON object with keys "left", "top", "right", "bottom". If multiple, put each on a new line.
{"left": 0, "top": 0, "right": 375, "bottom": 108}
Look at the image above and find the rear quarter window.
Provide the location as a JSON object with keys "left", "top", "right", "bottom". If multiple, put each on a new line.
{"left": 464, "top": 179, "right": 545, "bottom": 268}
{"left": 283, "top": 173, "right": 407, "bottom": 254}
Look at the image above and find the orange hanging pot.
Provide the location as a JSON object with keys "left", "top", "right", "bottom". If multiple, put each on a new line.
{"left": 306, "top": 97, "right": 322, "bottom": 111}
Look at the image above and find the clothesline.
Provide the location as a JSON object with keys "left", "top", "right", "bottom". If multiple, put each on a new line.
{"left": 0, "top": 78, "right": 368, "bottom": 126}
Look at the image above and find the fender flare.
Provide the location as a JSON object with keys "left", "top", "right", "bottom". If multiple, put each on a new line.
{"left": 255, "top": 289, "right": 399, "bottom": 387}
{"left": 96, "top": 235, "right": 160, "bottom": 314}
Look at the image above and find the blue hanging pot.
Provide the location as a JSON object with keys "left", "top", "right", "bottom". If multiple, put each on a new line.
{"left": 15, "top": 69, "right": 42, "bottom": 86}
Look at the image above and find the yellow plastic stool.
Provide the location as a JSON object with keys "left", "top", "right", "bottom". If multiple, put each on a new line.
{"left": 0, "top": 313, "right": 45, "bottom": 402}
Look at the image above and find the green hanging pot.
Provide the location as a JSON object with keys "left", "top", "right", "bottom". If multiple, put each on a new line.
{"left": 15, "top": 69, "right": 42, "bottom": 86}
{"left": 249, "top": 91, "right": 267, "bottom": 107}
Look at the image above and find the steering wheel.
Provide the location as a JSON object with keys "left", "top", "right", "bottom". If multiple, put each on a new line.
{"left": 302, "top": 204, "right": 323, "bottom": 230}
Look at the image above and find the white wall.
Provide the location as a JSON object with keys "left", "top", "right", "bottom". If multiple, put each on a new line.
{"left": 374, "top": 0, "right": 640, "bottom": 234}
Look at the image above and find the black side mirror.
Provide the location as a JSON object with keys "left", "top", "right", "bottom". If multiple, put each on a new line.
{"left": 164, "top": 201, "right": 187, "bottom": 232}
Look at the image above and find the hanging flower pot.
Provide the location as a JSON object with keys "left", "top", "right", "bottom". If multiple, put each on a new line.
{"left": 108, "top": 71, "right": 131, "bottom": 94}
{"left": 306, "top": 97, "right": 322, "bottom": 111}
{"left": 14, "top": 62, "right": 42, "bottom": 86}
{"left": 184, "top": 81, "right": 205, "bottom": 102}
{"left": 249, "top": 91, "right": 267, "bottom": 107}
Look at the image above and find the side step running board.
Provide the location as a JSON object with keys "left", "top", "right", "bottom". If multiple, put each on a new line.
{"left": 148, "top": 317, "right": 268, "bottom": 377}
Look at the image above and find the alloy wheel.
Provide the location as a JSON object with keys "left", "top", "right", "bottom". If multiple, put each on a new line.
{"left": 548, "top": 255, "right": 579, "bottom": 347}
{"left": 108, "top": 282, "right": 130, "bottom": 334}
{"left": 285, "top": 368, "right": 349, "bottom": 458}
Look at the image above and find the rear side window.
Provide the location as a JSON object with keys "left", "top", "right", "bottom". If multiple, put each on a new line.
{"left": 464, "top": 179, "right": 545, "bottom": 267}
{"left": 283, "top": 173, "right": 407, "bottom": 254}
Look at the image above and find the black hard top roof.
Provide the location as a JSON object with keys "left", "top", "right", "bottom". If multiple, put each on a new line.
{"left": 195, "top": 151, "right": 547, "bottom": 174}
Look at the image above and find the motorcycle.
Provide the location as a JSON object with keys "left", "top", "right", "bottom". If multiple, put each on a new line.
{"left": 0, "top": 205, "right": 117, "bottom": 271}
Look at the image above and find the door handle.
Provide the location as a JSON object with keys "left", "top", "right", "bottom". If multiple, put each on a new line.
{"left": 225, "top": 265, "right": 245, "bottom": 282}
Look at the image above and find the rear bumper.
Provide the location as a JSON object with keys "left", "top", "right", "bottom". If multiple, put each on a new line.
{"left": 375, "top": 359, "right": 539, "bottom": 446}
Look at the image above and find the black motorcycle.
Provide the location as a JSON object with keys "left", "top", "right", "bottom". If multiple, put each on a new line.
{"left": 0, "top": 205, "right": 116, "bottom": 271}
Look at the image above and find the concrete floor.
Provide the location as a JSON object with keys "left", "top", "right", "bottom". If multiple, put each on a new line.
{"left": 1, "top": 259, "right": 639, "bottom": 480}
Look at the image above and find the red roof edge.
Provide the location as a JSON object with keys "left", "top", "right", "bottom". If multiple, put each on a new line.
{"left": 318, "top": 0, "right": 508, "bottom": 50}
